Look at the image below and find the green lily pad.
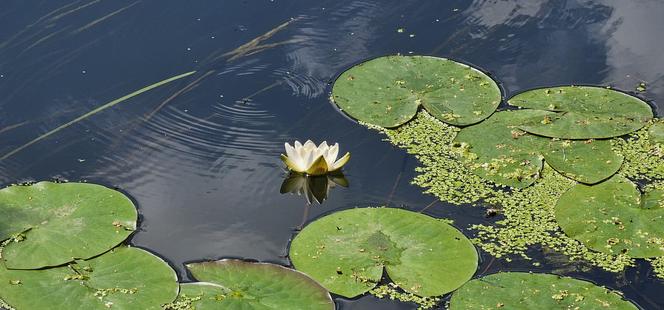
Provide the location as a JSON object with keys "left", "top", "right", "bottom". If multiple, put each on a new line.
{"left": 449, "top": 272, "right": 638, "bottom": 309}
{"left": 0, "top": 182, "right": 137, "bottom": 269}
{"left": 648, "top": 122, "right": 664, "bottom": 144}
{"left": 454, "top": 110, "right": 622, "bottom": 187}
{"left": 0, "top": 246, "right": 179, "bottom": 310}
{"left": 172, "top": 260, "right": 333, "bottom": 309}
{"left": 289, "top": 207, "right": 478, "bottom": 298}
{"left": 556, "top": 175, "right": 664, "bottom": 257}
{"left": 508, "top": 86, "right": 653, "bottom": 139}
{"left": 331, "top": 55, "right": 501, "bottom": 127}
{"left": 542, "top": 138, "right": 623, "bottom": 185}
{"left": 454, "top": 110, "right": 548, "bottom": 188}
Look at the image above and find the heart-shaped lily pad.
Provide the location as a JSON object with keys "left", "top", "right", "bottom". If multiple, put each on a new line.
{"left": 171, "top": 260, "right": 334, "bottom": 309}
{"left": 508, "top": 86, "right": 653, "bottom": 139}
{"left": 555, "top": 175, "right": 664, "bottom": 257}
{"left": 289, "top": 207, "right": 478, "bottom": 298}
{"left": 454, "top": 110, "right": 622, "bottom": 188}
{"left": 449, "top": 272, "right": 638, "bottom": 309}
{"left": 0, "top": 182, "right": 137, "bottom": 269}
{"left": 0, "top": 246, "right": 179, "bottom": 310}
{"left": 331, "top": 55, "right": 502, "bottom": 127}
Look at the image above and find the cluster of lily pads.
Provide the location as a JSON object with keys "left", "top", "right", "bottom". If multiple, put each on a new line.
{"left": 328, "top": 55, "right": 663, "bottom": 307}
{"left": 0, "top": 183, "right": 639, "bottom": 309}
{"left": 0, "top": 182, "right": 337, "bottom": 309}
{"left": 1, "top": 54, "right": 659, "bottom": 309}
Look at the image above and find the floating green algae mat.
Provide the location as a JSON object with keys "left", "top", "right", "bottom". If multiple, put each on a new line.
{"left": 168, "top": 260, "right": 334, "bottom": 309}
{"left": 508, "top": 86, "right": 653, "bottom": 139}
{"left": 449, "top": 272, "right": 638, "bottom": 309}
{"left": 0, "top": 182, "right": 137, "bottom": 269}
{"left": 556, "top": 175, "right": 664, "bottom": 258}
{"left": 289, "top": 207, "right": 478, "bottom": 298}
{"left": 372, "top": 111, "right": 654, "bottom": 274}
{"left": 0, "top": 247, "right": 178, "bottom": 310}
{"left": 331, "top": 55, "right": 501, "bottom": 127}
{"left": 454, "top": 110, "right": 622, "bottom": 188}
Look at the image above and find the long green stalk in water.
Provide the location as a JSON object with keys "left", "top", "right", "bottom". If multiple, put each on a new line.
{"left": 1, "top": 70, "right": 197, "bottom": 160}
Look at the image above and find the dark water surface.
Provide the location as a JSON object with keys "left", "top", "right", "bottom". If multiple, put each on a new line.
{"left": 1, "top": 1, "right": 664, "bottom": 309}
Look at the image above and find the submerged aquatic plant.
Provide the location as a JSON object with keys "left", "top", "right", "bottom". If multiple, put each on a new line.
{"left": 281, "top": 140, "right": 350, "bottom": 176}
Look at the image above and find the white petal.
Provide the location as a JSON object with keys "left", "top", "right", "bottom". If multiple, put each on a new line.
{"left": 285, "top": 143, "right": 297, "bottom": 160}
{"left": 285, "top": 143, "right": 307, "bottom": 171}
{"left": 294, "top": 140, "right": 303, "bottom": 150}
{"left": 327, "top": 143, "right": 339, "bottom": 163}
{"left": 304, "top": 140, "right": 316, "bottom": 151}
{"left": 316, "top": 142, "right": 328, "bottom": 161}
{"left": 302, "top": 150, "right": 315, "bottom": 170}
{"left": 331, "top": 152, "right": 351, "bottom": 170}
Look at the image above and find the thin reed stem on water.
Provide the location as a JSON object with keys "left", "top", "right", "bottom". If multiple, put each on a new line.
{"left": 1, "top": 70, "right": 197, "bottom": 160}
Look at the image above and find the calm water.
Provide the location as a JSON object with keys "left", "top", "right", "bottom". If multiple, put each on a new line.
{"left": 1, "top": 1, "right": 663, "bottom": 309}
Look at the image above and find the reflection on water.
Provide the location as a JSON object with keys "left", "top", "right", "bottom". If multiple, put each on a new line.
{"left": 1, "top": 0, "right": 663, "bottom": 309}
{"left": 280, "top": 172, "right": 349, "bottom": 205}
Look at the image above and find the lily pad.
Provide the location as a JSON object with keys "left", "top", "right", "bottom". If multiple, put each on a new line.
{"left": 449, "top": 272, "right": 638, "bottom": 309}
{"left": 0, "top": 182, "right": 137, "bottom": 269}
{"left": 648, "top": 122, "right": 664, "bottom": 144}
{"left": 454, "top": 110, "right": 622, "bottom": 187}
{"left": 556, "top": 175, "right": 664, "bottom": 257}
{"left": 454, "top": 110, "right": 548, "bottom": 188}
{"left": 0, "top": 246, "right": 179, "bottom": 310}
{"left": 173, "top": 260, "right": 334, "bottom": 309}
{"left": 331, "top": 55, "right": 501, "bottom": 127}
{"left": 542, "top": 138, "right": 623, "bottom": 185}
{"left": 508, "top": 86, "right": 653, "bottom": 139}
{"left": 289, "top": 207, "right": 478, "bottom": 298}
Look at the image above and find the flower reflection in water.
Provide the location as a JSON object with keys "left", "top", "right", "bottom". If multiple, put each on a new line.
{"left": 280, "top": 172, "right": 349, "bottom": 229}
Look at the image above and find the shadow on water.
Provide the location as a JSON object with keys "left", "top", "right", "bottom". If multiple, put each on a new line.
{"left": 1, "top": 0, "right": 664, "bottom": 308}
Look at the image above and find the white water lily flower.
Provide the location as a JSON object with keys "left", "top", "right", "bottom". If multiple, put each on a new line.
{"left": 281, "top": 140, "right": 350, "bottom": 175}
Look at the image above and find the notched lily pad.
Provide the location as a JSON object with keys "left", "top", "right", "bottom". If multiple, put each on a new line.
{"left": 0, "top": 247, "right": 179, "bottom": 310}
{"left": 0, "top": 182, "right": 138, "bottom": 269}
{"left": 331, "top": 55, "right": 501, "bottom": 127}
{"left": 449, "top": 272, "right": 638, "bottom": 309}
{"left": 508, "top": 86, "right": 653, "bottom": 139}
{"left": 289, "top": 207, "right": 478, "bottom": 298}
{"left": 556, "top": 175, "right": 664, "bottom": 257}
{"left": 454, "top": 110, "right": 622, "bottom": 187}
{"left": 173, "top": 260, "right": 333, "bottom": 309}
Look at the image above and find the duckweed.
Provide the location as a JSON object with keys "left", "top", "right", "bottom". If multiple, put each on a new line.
{"left": 369, "top": 283, "right": 440, "bottom": 309}
{"left": 371, "top": 111, "right": 664, "bottom": 277}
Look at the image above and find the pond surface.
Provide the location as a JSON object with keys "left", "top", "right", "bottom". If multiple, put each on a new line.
{"left": 1, "top": 1, "right": 663, "bottom": 309}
